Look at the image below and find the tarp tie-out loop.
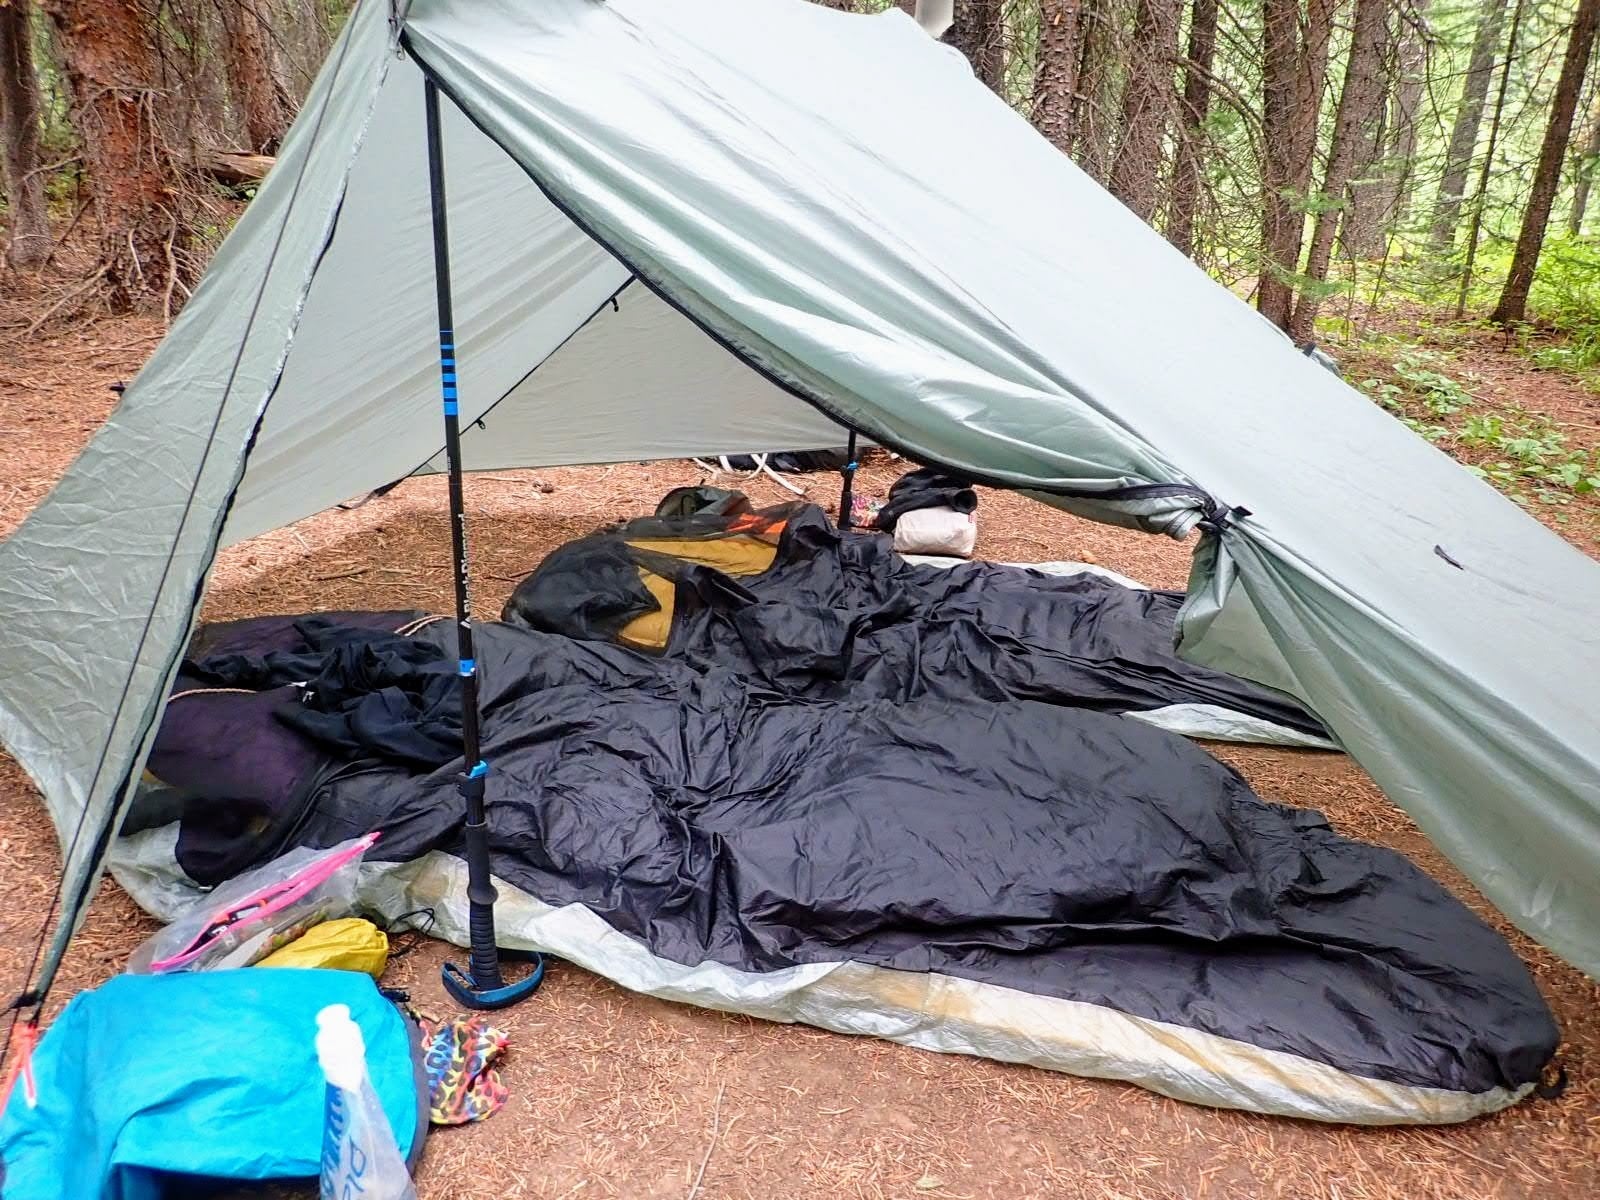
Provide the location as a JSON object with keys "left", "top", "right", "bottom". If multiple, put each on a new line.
{"left": 337, "top": 477, "right": 405, "bottom": 510}
{"left": 1198, "top": 496, "right": 1252, "bottom": 534}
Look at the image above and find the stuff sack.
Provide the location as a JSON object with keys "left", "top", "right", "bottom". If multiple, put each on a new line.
{"left": 891, "top": 506, "right": 977, "bottom": 557}
{"left": 0, "top": 970, "right": 426, "bottom": 1200}
{"left": 257, "top": 917, "right": 390, "bottom": 977}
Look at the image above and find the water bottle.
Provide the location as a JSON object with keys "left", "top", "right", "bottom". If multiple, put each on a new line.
{"left": 315, "top": 1004, "right": 418, "bottom": 1200}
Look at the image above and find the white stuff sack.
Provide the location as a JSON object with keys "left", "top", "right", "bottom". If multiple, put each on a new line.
{"left": 892, "top": 506, "right": 976, "bottom": 558}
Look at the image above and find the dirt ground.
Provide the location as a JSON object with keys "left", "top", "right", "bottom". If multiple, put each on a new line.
{"left": 2, "top": 295, "right": 1599, "bottom": 1199}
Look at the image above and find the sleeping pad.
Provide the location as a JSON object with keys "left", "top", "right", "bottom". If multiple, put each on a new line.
{"left": 139, "top": 608, "right": 1559, "bottom": 1126}
{"left": 501, "top": 504, "right": 1327, "bottom": 743}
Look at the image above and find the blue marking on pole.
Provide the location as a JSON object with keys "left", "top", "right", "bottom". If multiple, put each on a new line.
{"left": 444, "top": 400, "right": 459, "bottom": 416}
{"left": 846, "top": 462, "right": 859, "bottom": 471}
{"left": 443, "top": 386, "right": 457, "bottom": 399}
{"left": 468, "top": 760, "right": 488, "bottom": 779}
{"left": 459, "top": 657, "right": 476, "bottom": 676}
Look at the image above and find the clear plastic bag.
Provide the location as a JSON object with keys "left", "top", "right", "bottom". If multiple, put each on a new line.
{"left": 317, "top": 1003, "right": 418, "bottom": 1200}
{"left": 126, "top": 833, "right": 379, "bottom": 974}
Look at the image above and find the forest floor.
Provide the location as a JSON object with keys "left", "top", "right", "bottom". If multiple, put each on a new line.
{"left": 2, "top": 279, "right": 1599, "bottom": 1199}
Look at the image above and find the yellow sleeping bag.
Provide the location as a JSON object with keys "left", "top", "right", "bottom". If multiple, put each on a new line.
{"left": 617, "top": 535, "right": 780, "bottom": 651}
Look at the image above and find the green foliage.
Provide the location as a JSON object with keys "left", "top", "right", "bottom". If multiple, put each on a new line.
{"left": 1458, "top": 412, "right": 1600, "bottom": 501}
{"left": 1528, "top": 339, "right": 1600, "bottom": 374}
{"left": 1501, "top": 237, "right": 1600, "bottom": 387}
{"left": 1388, "top": 349, "right": 1476, "bottom": 416}
{"left": 1373, "top": 234, "right": 1600, "bottom": 384}
{"left": 1358, "top": 345, "right": 1600, "bottom": 507}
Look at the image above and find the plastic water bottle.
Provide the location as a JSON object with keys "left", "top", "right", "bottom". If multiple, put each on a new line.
{"left": 315, "top": 1004, "right": 418, "bottom": 1200}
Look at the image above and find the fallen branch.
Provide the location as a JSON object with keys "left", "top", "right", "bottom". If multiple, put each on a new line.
{"left": 161, "top": 205, "right": 180, "bottom": 327}
{"left": 196, "top": 150, "right": 276, "bottom": 186}
{"left": 684, "top": 1081, "right": 726, "bottom": 1200}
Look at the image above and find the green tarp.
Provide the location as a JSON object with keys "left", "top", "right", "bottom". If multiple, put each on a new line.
{"left": 1, "top": 0, "right": 1596, "bottom": 988}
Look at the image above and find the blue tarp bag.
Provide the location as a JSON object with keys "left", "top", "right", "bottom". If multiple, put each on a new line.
{"left": 0, "top": 969, "right": 426, "bottom": 1200}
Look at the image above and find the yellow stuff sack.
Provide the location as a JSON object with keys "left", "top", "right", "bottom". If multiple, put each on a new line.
{"left": 254, "top": 917, "right": 389, "bottom": 977}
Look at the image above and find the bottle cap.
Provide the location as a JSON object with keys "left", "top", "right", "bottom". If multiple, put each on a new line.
{"left": 314, "top": 1003, "right": 366, "bottom": 1090}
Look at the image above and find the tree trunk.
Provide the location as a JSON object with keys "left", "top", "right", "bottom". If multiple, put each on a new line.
{"left": 1033, "top": 0, "right": 1086, "bottom": 153}
{"left": 1455, "top": 0, "right": 1525, "bottom": 314}
{"left": 1568, "top": 90, "right": 1600, "bottom": 235}
{"left": 0, "top": 0, "right": 50, "bottom": 268}
{"left": 1166, "top": 0, "right": 1217, "bottom": 256}
{"left": 1074, "top": 0, "right": 1127, "bottom": 182}
{"left": 1340, "top": 2, "right": 1407, "bottom": 262}
{"left": 1258, "top": 0, "right": 1335, "bottom": 331}
{"left": 1490, "top": 0, "right": 1600, "bottom": 325}
{"left": 1107, "top": 0, "right": 1180, "bottom": 220}
{"left": 1288, "top": 0, "right": 1389, "bottom": 343}
{"left": 944, "top": 0, "right": 1006, "bottom": 94}
{"left": 1430, "top": 0, "right": 1509, "bottom": 250}
{"left": 274, "top": 0, "right": 334, "bottom": 103}
{"left": 42, "top": 0, "right": 187, "bottom": 312}
{"left": 220, "top": 0, "right": 292, "bottom": 153}
{"left": 1361, "top": 1, "right": 1430, "bottom": 252}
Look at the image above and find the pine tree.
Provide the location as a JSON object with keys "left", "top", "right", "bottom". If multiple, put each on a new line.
{"left": 1258, "top": 0, "right": 1336, "bottom": 331}
{"left": 1290, "top": 0, "right": 1390, "bottom": 344}
{"left": 41, "top": 0, "right": 191, "bottom": 311}
{"left": 1491, "top": 0, "right": 1600, "bottom": 324}
{"left": 0, "top": 0, "right": 49, "bottom": 268}
{"left": 1431, "top": 0, "right": 1510, "bottom": 250}
{"left": 1166, "top": 0, "right": 1218, "bottom": 256}
{"left": 1108, "top": 0, "right": 1181, "bottom": 220}
{"left": 945, "top": 0, "right": 1006, "bottom": 93}
{"left": 1033, "top": 0, "right": 1087, "bottom": 153}
{"left": 220, "top": 0, "right": 292, "bottom": 153}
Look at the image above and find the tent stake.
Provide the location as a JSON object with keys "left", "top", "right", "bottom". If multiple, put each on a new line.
{"left": 837, "top": 431, "right": 859, "bottom": 529}
{"left": 424, "top": 78, "right": 542, "bottom": 1011}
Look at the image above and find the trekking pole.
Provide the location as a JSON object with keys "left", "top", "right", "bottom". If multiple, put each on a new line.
{"left": 424, "top": 77, "right": 542, "bottom": 1010}
{"left": 838, "top": 431, "right": 859, "bottom": 530}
